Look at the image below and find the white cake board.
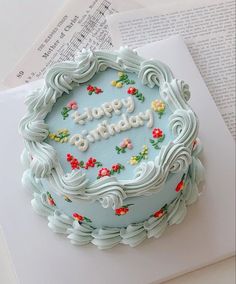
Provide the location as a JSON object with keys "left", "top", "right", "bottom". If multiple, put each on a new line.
{"left": 0, "top": 36, "right": 235, "bottom": 284}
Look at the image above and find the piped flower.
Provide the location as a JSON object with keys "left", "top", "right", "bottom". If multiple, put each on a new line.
{"left": 115, "top": 138, "right": 133, "bottom": 154}
{"left": 67, "top": 100, "right": 78, "bottom": 110}
{"left": 127, "top": 87, "right": 137, "bottom": 95}
{"left": 192, "top": 139, "right": 197, "bottom": 150}
{"left": 87, "top": 85, "right": 103, "bottom": 95}
{"left": 97, "top": 163, "right": 125, "bottom": 179}
{"left": 127, "top": 87, "right": 145, "bottom": 102}
{"left": 87, "top": 85, "right": 94, "bottom": 92}
{"left": 48, "top": 129, "right": 70, "bottom": 143}
{"left": 175, "top": 174, "right": 186, "bottom": 192}
{"left": 72, "top": 213, "right": 92, "bottom": 224}
{"left": 110, "top": 163, "right": 125, "bottom": 174}
{"left": 97, "top": 168, "right": 111, "bottom": 179}
{"left": 150, "top": 128, "right": 165, "bottom": 150}
{"left": 152, "top": 128, "right": 163, "bottom": 139}
{"left": 66, "top": 154, "right": 84, "bottom": 170}
{"left": 151, "top": 99, "right": 166, "bottom": 118}
{"left": 84, "top": 157, "right": 102, "bottom": 169}
{"left": 111, "top": 72, "right": 135, "bottom": 88}
{"left": 129, "top": 156, "right": 138, "bottom": 165}
{"left": 67, "top": 154, "right": 102, "bottom": 170}
{"left": 151, "top": 204, "right": 168, "bottom": 218}
{"left": 61, "top": 101, "right": 78, "bottom": 119}
{"left": 129, "top": 145, "right": 148, "bottom": 165}
{"left": 115, "top": 204, "right": 134, "bottom": 216}
{"left": 64, "top": 195, "right": 72, "bottom": 202}
{"left": 46, "top": 192, "right": 56, "bottom": 206}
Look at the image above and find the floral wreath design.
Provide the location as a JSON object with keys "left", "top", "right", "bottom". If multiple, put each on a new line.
{"left": 19, "top": 47, "right": 199, "bottom": 210}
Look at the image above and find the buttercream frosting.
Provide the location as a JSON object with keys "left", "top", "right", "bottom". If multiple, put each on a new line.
{"left": 23, "top": 139, "right": 204, "bottom": 249}
{"left": 19, "top": 47, "right": 199, "bottom": 208}
{"left": 19, "top": 47, "right": 204, "bottom": 249}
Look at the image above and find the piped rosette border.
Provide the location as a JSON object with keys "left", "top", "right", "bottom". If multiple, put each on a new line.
{"left": 19, "top": 47, "right": 200, "bottom": 210}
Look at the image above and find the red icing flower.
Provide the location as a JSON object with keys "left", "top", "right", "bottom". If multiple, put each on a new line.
{"left": 153, "top": 208, "right": 165, "bottom": 218}
{"left": 71, "top": 158, "right": 79, "bottom": 170}
{"left": 115, "top": 204, "right": 133, "bottom": 216}
{"left": 72, "top": 213, "right": 84, "bottom": 222}
{"left": 87, "top": 85, "right": 94, "bottom": 92}
{"left": 112, "top": 164, "right": 120, "bottom": 172}
{"left": 87, "top": 157, "right": 96, "bottom": 166}
{"left": 98, "top": 168, "right": 111, "bottom": 178}
{"left": 47, "top": 192, "right": 56, "bottom": 206}
{"left": 175, "top": 180, "right": 184, "bottom": 192}
{"left": 87, "top": 85, "right": 103, "bottom": 95}
{"left": 67, "top": 154, "right": 102, "bottom": 171}
{"left": 95, "top": 87, "right": 103, "bottom": 94}
{"left": 192, "top": 140, "right": 197, "bottom": 150}
{"left": 115, "top": 207, "right": 129, "bottom": 216}
{"left": 67, "top": 153, "right": 73, "bottom": 162}
{"left": 152, "top": 128, "right": 163, "bottom": 138}
{"left": 127, "top": 87, "right": 137, "bottom": 95}
{"left": 66, "top": 154, "right": 81, "bottom": 170}
{"left": 85, "top": 157, "right": 97, "bottom": 169}
{"left": 48, "top": 198, "right": 56, "bottom": 206}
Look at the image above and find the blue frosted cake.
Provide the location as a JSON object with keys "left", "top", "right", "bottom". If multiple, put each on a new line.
{"left": 19, "top": 47, "right": 204, "bottom": 249}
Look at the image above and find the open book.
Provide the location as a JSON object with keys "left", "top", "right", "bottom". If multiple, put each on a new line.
{"left": 107, "top": 0, "right": 235, "bottom": 139}
{"left": 2, "top": 0, "right": 141, "bottom": 88}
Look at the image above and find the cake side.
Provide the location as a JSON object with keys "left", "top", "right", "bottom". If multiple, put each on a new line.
{"left": 21, "top": 139, "right": 204, "bottom": 249}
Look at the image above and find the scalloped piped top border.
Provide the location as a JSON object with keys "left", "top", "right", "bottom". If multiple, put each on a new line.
{"left": 19, "top": 47, "right": 198, "bottom": 209}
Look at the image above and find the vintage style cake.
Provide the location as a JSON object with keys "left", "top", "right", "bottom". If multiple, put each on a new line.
{"left": 19, "top": 47, "right": 204, "bottom": 249}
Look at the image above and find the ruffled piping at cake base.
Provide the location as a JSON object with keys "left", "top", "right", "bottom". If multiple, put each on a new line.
{"left": 21, "top": 144, "right": 204, "bottom": 249}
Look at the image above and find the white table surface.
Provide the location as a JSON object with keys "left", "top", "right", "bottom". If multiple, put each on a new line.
{"left": 0, "top": 1, "right": 235, "bottom": 284}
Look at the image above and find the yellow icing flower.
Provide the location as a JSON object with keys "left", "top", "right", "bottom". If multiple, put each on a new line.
{"left": 129, "top": 156, "right": 138, "bottom": 165}
{"left": 60, "top": 138, "right": 67, "bottom": 143}
{"left": 59, "top": 128, "right": 68, "bottom": 134}
{"left": 48, "top": 128, "right": 70, "bottom": 143}
{"left": 141, "top": 145, "right": 148, "bottom": 158}
{"left": 48, "top": 133, "right": 55, "bottom": 139}
{"left": 116, "top": 82, "right": 123, "bottom": 88}
{"left": 151, "top": 100, "right": 166, "bottom": 118}
{"left": 118, "top": 72, "right": 124, "bottom": 77}
{"left": 111, "top": 80, "right": 117, "bottom": 86}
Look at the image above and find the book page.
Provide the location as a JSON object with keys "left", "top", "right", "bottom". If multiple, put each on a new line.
{"left": 107, "top": 0, "right": 236, "bottom": 139}
{"left": 3, "top": 0, "right": 141, "bottom": 88}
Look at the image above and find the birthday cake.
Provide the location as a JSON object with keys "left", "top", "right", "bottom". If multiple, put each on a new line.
{"left": 19, "top": 47, "right": 204, "bottom": 249}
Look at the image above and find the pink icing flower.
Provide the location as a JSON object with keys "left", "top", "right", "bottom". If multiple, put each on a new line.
{"left": 67, "top": 100, "right": 78, "bottom": 110}
{"left": 126, "top": 141, "right": 133, "bottom": 149}
{"left": 98, "top": 168, "right": 111, "bottom": 178}
{"left": 120, "top": 141, "right": 127, "bottom": 148}
{"left": 120, "top": 138, "right": 133, "bottom": 149}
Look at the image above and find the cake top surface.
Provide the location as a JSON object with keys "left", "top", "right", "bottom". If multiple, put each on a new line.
{"left": 19, "top": 47, "right": 198, "bottom": 209}
{"left": 45, "top": 68, "right": 173, "bottom": 181}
